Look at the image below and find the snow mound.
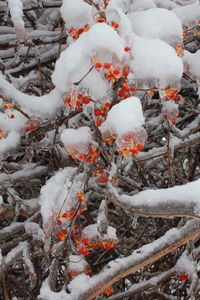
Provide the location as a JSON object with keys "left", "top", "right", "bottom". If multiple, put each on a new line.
{"left": 100, "top": 97, "right": 145, "bottom": 136}
{"left": 130, "top": 35, "right": 183, "bottom": 88}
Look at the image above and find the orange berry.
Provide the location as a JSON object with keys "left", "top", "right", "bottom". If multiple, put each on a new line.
{"left": 56, "top": 219, "right": 62, "bottom": 226}
{"left": 56, "top": 232, "right": 65, "bottom": 241}
{"left": 104, "top": 287, "right": 113, "bottom": 296}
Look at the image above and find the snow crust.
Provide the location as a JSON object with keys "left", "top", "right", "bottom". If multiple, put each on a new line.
{"left": 100, "top": 97, "right": 145, "bottom": 136}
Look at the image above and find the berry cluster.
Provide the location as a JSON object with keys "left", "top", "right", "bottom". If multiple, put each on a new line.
{"left": 24, "top": 117, "right": 40, "bottom": 132}
{"left": 117, "top": 81, "right": 136, "bottom": 99}
{"left": 76, "top": 234, "right": 118, "bottom": 255}
{"left": 55, "top": 209, "right": 83, "bottom": 241}
{"left": 104, "top": 287, "right": 113, "bottom": 296}
{"left": 67, "top": 23, "right": 89, "bottom": 40}
{"left": 66, "top": 143, "right": 100, "bottom": 163}
{"left": 63, "top": 92, "right": 91, "bottom": 111}
{"left": 94, "top": 102, "right": 110, "bottom": 127}
{"left": 117, "top": 130, "right": 147, "bottom": 157}
{"left": 164, "top": 87, "right": 182, "bottom": 102}
{"left": 93, "top": 165, "right": 108, "bottom": 184}
{"left": 2, "top": 102, "right": 13, "bottom": 110}
{"left": 175, "top": 44, "right": 184, "bottom": 57}
{"left": 162, "top": 106, "right": 179, "bottom": 125}
{"left": 102, "top": 129, "right": 147, "bottom": 157}
{"left": 93, "top": 57, "right": 129, "bottom": 84}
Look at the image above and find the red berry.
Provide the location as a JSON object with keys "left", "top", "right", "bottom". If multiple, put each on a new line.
{"left": 97, "top": 119, "right": 102, "bottom": 126}
{"left": 99, "top": 176, "right": 108, "bottom": 184}
{"left": 124, "top": 46, "right": 131, "bottom": 52}
{"left": 82, "top": 97, "right": 91, "bottom": 104}
{"left": 95, "top": 62, "right": 102, "bottom": 70}
{"left": 179, "top": 274, "right": 189, "bottom": 281}
{"left": 94, "top": 109, "right": 101, "bottom": 116}
{"left": 104, "top": 63, "right": 111, "bottom": 69}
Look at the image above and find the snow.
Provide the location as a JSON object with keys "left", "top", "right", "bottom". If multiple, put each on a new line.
{"left": 153, "top": 0, "right": 178, "bottom": 9}
{"left": 183, "top": 50, "right": 200, "bottom": 81}
{"left": 0, "top": 73, "right": 62, "bottom": 118}
{"left": 0, "top": 131, "right": 20, "bottom": 158}
{"left": 130, "top": 0, "right": 156, "bottom": 11}
{"left": 25, "top": 222, "right": 44, "bottom": 241}
{"left": 173, "top": 3, "right": 200, "bottom": 26}
{"left": 79, "top": 68, "right": 109, "bottom": 101}
{"left": 69, "top": 255, "right": 89, "bottom": 273}
{"left": 52, "top": 23, "right": 125, "bottom": 95}
{"left": 4, "top": 241, "right": 27, "bottom": 265}
{"left": 82, "top": 223, "right": 117, "bottom": 241}
{"left": 130, "top": 35, "right": 183, "bottom": 88}
{"left": 176, "top": 252, "right": 196, "bottom": 278}
{"left": 7, "top": 0, "right": 26, "bottom": 42}
{"left": 100, "top": 97, "right": 145, "bottom": 136}
{"left": 128, "top": 8, "right": 183, "bottom": 45}
{"left": 61, "top": 126, "right": 92, "bottom": 147}
{"left": 40, "top": 167, "right": 85, "bottom": 228}
{"left": 38, "top": 219, "right": 200, "bottom": 299}
{"left": 60, "top": 0, "right": 92, "bottom": 29}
